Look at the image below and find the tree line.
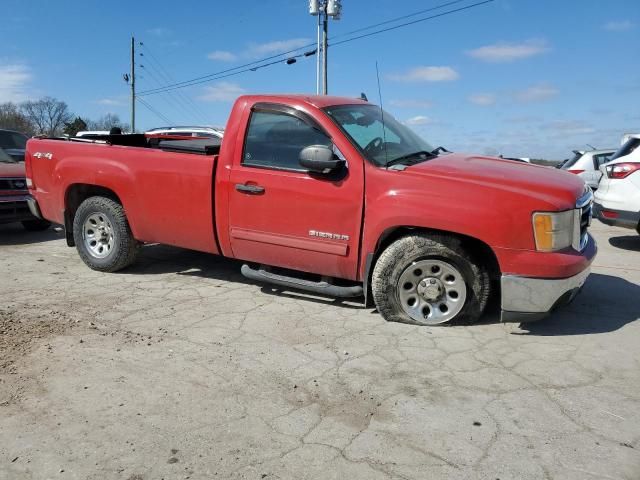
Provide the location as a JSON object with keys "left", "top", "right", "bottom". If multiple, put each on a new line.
{"left": 0, "top": 97, "right": 130, "bottom": 137}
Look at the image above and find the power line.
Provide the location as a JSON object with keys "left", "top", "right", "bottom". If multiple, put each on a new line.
{"left": 330, "top": 0, "right": 470, "bottom": 40}
{"left": 136, "top": 97, "right": 173, "bottom": 124}
{"left": 139, "top": 50, "right": 315, "bottom": 97}
{"left": 331, "top": 0, "right": 494, "bottom": 47}
{"left": 139, "top": 43, "right": 213, "bottom": 124}
{"left": 139, "top": 0, "right": 471, "bottom": 96}
{"left": 140, "top": 63, "right": 209, "bottom": 124}
{"left": 138, "top": 0, "right": 494, "bottom": 97}
{"left": 137, "top": 44, "right": 317, "bottom": 96}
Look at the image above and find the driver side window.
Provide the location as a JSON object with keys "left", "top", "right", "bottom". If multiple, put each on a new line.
{"left": 243, "top": 110, "right": 332, "bottom": 171}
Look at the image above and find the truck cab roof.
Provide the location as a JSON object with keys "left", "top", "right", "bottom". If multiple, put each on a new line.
{"left": 236, "top": 94, "right": 369, "bottom": 109}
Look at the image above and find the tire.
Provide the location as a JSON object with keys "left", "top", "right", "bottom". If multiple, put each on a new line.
{"left": 21, "top": 219, "right": 51, "bottom": 231}
{"left": 371, "top": 233, "right": 490, "bottom": 326}
{"left": 72, "top": 196, "right": 140, "bottom": 272}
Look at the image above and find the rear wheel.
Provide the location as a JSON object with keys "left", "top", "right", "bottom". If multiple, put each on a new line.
{"left": 72, "top": 196, "right": 139, "bottom": 272}
{"left": 371, "top": 233, "right": 490, "bottom": 325}
{"left": 21, "top": 219, "right": 51, "bottom": 231}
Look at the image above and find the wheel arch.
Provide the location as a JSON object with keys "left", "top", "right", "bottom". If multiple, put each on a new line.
{"left": 63, "top": 183, "right": 123, "bottom": 246}
{"left": 363, "top": 225, "right": 501, "bottom": 306}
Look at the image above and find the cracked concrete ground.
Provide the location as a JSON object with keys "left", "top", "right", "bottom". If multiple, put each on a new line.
{"left": 0, "top": 221, "right": 639, "bottom": 480}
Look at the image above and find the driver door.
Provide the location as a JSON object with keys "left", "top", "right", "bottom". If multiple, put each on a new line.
{"left": 226, "top": 103, "right": 364, "bottom": 280}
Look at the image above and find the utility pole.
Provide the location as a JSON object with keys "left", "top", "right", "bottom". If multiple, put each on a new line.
{"left": 322, "top": 13, "right": 328, "bottom": 95}
{"left": 309, "top": 0, "right": 342, "bottom": 95}
{"left": 130, "top": 36, "right": 136, "bottom": 133}
{"left": 316, "top": 11, "right": 321, "bottom": 94}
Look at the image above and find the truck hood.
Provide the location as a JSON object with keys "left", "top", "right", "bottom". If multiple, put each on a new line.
{"left": 0, "top": 161, "right": 26, "bottom": 177}
{"left": 404, "top": 153, "right": 585, "bottom": 210}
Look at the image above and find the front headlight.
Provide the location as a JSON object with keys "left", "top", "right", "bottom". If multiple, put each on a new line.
{"left": 532, "top": 210, "right": 577, "bottom": 252}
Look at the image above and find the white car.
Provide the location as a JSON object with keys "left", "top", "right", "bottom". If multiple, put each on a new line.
{"left": 593, "top": 135, "right": 640, "bottom": 234}
{"left": 145, "top": 126, "right": 224, "bottom": 139}
{"left": 559, "top": 149, "right": 616, "bottom": 189}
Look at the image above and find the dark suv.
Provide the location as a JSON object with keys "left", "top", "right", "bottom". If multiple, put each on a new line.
{"left": 0, "top": 130, "right": 50, "bottom": 231}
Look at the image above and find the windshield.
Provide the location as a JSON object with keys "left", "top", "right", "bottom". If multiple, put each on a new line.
{"left": 0, "top": 131, "right": 28, "bottom": 150}
{"left": 324, "top": 104, "right": 435, "bottom": 166}
{"left": 560, "top": 151, "right": 584, "bottom": 170}
{"left": 611, "top": 138, "right": 640, "bottom": 161}
{"left": 0, "top": 147, "right": 16, "bottom": 163}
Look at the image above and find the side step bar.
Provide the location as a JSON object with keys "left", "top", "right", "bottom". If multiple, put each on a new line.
{"left": 241, "top": 264, "right": 363, "bottom": 298}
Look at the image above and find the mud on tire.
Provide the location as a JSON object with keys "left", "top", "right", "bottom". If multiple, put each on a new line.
{"left": 72, "top": 196, "right": 140, "bottom": 272}
{"left": 371, "top": 233, "right": 491, "bottom": 325}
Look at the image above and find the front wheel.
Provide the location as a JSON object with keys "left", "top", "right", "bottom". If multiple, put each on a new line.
{"left": 371, "top": 234, "right": 490, "bottom": 325}
{"left": 72, "top": 196, "right": 140, "bottom": 272}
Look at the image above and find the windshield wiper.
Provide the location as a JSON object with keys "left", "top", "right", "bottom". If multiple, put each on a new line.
{"left": 385, "top": 150, "right": 436, "bottom": 168}
{"left": 431, "top": 146, "right": 450, "bottom": 155}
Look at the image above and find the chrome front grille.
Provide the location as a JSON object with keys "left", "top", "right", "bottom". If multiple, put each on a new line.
{"left": 574, "top": 188, "right": 593, "bottom": 251}
{"left": 0, "top": 177, "right": 27, "bottom": 191}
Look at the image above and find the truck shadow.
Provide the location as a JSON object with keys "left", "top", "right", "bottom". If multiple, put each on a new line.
{"left": 124, "top": 244, "right": 365, "bottom": 310}
{"left": 0, "top": 223, "right": 63, "bottom": 245}
{"left": 514, "top": 273, "right": 640, "bottom": 336}
{"left": 608, "top": 234, "right": 640, "bottom": 252}
{"left": 125, "top": 247, "right": 639, "bottom": 330}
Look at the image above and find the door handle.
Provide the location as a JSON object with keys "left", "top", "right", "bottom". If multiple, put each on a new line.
{"left": 235, "top": 183, "right": 265, "bottom": 194}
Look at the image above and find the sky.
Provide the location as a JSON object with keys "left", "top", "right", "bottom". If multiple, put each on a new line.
{"left": 2, "top": 0, "right": 639, "bottom": 159}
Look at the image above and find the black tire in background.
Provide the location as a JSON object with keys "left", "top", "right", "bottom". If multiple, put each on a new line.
{"left": 72, "top": 196, "right": 140, "bottom": 272}
{"left": 21, "top": 219, "right": 51, "bottom": 231}
{"left": 371, "top": 233, "right": 491, "bottom": 326}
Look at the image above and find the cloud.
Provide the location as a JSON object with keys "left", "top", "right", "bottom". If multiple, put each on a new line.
{"left": 95, "top": 97, "right": 126, "bottom": 106}
{"left": 388, "top": 99, "right": 433, "bottom": 108}
{"left": 468, "top": 93, "right": 496, "bottom": 106}
{"left": 603, "top": 20, "right": 635, "bottom": 31}
{"left": 247, "top": 38, "right": 311, "bottom": 57}
{"left": 466, "top": 39, "right": 549, "bottom": 63}
{"left": 198, "top": 82, "right": 246, "bottom": 102}
{"left": 389, "top": 66, "right": 459, "bottom": 82}
{"left": 404, "top": 115, "right": 433, "bottom": 126}
{"left": 207, "top": 50, "right": 237, "bottom": 62}
{"left": 514, "top": 83, "right": 558, "bottom": 103}
{"left": 0, "top": 63, "right": 33, "bottom": 103}
{"left": 147, "top": 27, "right": 171, "bottom": 37}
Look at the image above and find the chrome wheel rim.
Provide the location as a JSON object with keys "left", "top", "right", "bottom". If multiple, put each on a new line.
{"left": 397, "top": 259, "right": 467, "bottom": 325}
{"left": 82, "top": 213, "right": 115, "bottom": 259}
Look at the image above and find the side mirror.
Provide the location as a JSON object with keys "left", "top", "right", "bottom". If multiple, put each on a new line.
{"left": 299, "top": 145, "right": 345, "bottom": 174}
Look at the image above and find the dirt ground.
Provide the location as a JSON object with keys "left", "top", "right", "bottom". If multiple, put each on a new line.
{"left": 1, "top": 221, "right": 639, "bottom": 480}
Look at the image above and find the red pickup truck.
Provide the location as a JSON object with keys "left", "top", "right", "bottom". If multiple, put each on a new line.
{"left": 26, "top": 94, "right": 596, "bottom": 325}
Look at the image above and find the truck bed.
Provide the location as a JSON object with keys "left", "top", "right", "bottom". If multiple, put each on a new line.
{"left": 26, "top": 138, "right": 221, "bottom": 255}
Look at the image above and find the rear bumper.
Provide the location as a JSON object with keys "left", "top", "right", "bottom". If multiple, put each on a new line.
{"left": 500, "top": 234, "right": 595, "bottom": 322}
{"left": 0, "top": 194, "right": 38, "bottom": 224}
{"left": 593, "top": 202, "right": 640, "bottom": 230}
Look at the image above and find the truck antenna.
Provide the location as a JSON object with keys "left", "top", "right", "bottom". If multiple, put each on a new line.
{"left": 375, "top": 61, "right": 389, "bottom": 166}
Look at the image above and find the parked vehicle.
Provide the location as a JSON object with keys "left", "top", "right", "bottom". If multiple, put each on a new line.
{"left": 75, "top": 130, "right": 111, "bottom": 138}
{"left": 26, "top": 94, "right": 596, "bottom": 325}
{"left": 0, "top": 129, "right": 29, "bottom": 163}
{"left": 0, "top": 147, "right": 51, "bottom": 230}
{"left": 593, "top": 135, "right": 640, "bottom": 234}
{"left": 620, "top": 133, "right": 640, "bottom": 146}
{"left": 145, "top": 126, "right": 224, "bottom": 139}
{"left": 559, "top": 149, "right": 616, "bottom": 189}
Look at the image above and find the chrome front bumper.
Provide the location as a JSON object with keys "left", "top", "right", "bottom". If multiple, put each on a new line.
{"left": 500, "top": 267, "right": 591, "bottom": 323}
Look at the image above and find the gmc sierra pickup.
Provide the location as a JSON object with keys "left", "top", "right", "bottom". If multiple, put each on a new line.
{"left": 26, "top": 94, "right": 596, "bottom": 325}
